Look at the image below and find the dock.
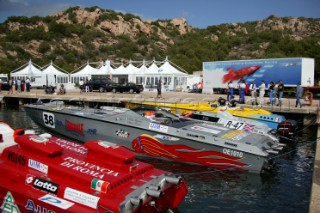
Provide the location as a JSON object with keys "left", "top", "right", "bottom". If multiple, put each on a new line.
{"left": 0, "top": 89, "right": 319, "bottom": 212}
{"left": 0, "top": 89, "right": 319, "bottom": 114}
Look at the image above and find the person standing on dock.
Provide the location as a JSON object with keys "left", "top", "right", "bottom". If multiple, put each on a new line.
{"left": 268, "top": 81, "right": 275, "bottom": 106}
{"left": 238, "top": 79, "right": 246, "bottom": 104}
{"left": 25, "top": 77, "right": 30, "bottom": 92}
{"left": 12, "top": 78, "right": 16, "bottom": 94}
{"left": 85, "top": 79, "right": 90, "bottom": 93}
{"left": 249, "top": 80, "right": 257, "bottom": 105}
{"left": 16, "top": 78, "right": 21, "bottom": 93}
{"left": 21, "top": 79, "right": 25, "bottom": 92}
{"left": 295, "top": 83, "right": 303, "bottom": 108}
{"left": 8, "top": 77, "right": 14, "bottom": 94}
{"left": 277, "top": 80, "right": 284, "bottom": 106}
{"left": 157, "top": 79, "right": 162, "bottom": 98}
{"left": 227, "top": 81, "right": 234, "bottom": 102}
{"left": 258, "top": 80, "right": 266, "bottom": 106}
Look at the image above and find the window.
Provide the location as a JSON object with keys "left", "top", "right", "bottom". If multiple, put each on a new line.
{"left": 164, "top": 77, "right": 168, "bottom": 85}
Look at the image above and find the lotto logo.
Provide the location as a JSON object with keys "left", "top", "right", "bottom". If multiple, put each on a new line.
{"left": 25, "top": 175, "right": 34, "bottom": 185}
{"left": 33, "top": 178, "right": 59, "bottom": 195}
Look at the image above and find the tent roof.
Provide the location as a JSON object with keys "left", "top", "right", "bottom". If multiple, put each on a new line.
{"left": 125, "top": 63, "right": 140, "bottom": 74}
{"left": 11, "top": 60, "right": 42, "bottom": 76}
{"left": 158, "top": 61, "right": 188, "bottom": 75}
{"left": 42, "top": 62, "right": 68, "bottom": 76}
{"left": 92, "top": 60, "right": 114, "bottom": 75}
{"left": 111, "top": 64, "right": 127, "bottom": 75}
{"left": 135, "top": 64, "right": 148, "bottom": 75}
{"left": 145, "top": 62, "right": 160, "bottom": 75}
{"left": 71, "top": 63, "right": 98, "bottom": 75}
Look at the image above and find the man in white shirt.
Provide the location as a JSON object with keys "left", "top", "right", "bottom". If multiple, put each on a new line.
{"left": 227, "top": 81, "right": 234, "bottom": 102}
{"left": 16, "top": 78, "right": 21, "bottom": 93}
{"left": 249, "top": 80, "right": 257, "bottom": 105}
{"left": 258, "top": 80, "right": 266, "bottom": 106}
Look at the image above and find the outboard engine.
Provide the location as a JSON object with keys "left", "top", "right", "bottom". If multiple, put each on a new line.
{"left": 277, "top": 119, "right": 297, "bottom": 138}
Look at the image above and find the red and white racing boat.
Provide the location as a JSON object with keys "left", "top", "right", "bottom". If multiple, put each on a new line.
{"left": 0, "top": 121, "right": 187, "bottom": 213}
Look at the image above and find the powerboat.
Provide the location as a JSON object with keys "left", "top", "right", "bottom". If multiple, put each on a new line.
{"left": 24, "top": 101, "right": 284, "bottom": 173}
{"left": 127, "top": 101, "right": 287, "bottom": 130}
{"left": 0, "top": 121, "right": 187, "bottom": 213}
{"left": 184, "top": 110, "right": 279, "bottom": 142}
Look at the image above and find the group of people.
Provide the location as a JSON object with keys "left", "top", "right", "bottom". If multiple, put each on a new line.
{"left": 226, "top": 80, "right": 248, "bottom": 104}
{"left": 226, "top": 79, "right": 303, "bottom": 107}
{"left": 79, "top": 79, "right": 91, "bottom": 93}
{"left": 193, "top": 82, "right": 203, "bottom": 93}
{"left": 7, "top": 77, "right": 31, "bottom": 94}
{"left": 266, "top": 80, "right": 284, "bottom": 106}
{"left": 43, "top": 84, "right": 66, "bottom": 95}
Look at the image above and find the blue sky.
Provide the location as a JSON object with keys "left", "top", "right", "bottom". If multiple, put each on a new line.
{"left": 0, "top": 0, "right": 319, "bottom": 28}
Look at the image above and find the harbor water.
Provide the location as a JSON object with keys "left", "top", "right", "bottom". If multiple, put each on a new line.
{"left": 0, "top": 106, "right": 317, "bottom": 213}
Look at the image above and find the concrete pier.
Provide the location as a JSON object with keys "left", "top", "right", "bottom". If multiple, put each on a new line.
{"left": 0, "top": 89, "right": 319, "bottom": 115}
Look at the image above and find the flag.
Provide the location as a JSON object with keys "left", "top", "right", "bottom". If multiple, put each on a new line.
{"left": 91, "top": 179, "right": 109, "bottom": 193}
{"left": 243, "top": 124, "right": 255, "bottom": 132}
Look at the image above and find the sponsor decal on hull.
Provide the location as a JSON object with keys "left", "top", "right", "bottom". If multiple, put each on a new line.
{"left": 132, "top": 134, "right": 249, "bottom": 172}
{"left": 54, "top": 138, "right": 87, "bottom": 155}
{"left": 25, "top": 199, "right": 55, "bottom": 213}
{"left": 33, "top": 177, "right": 59, "bottom": 195}
{"left": 60, "top": 157, "right": 119, "bottom": 178}
{"left": 65, "top": 120, "right": 84, "bottom": 135}
{"left": 7, "top": 151, "right": 26, "bottom": 166}
{"left": 115, "top": 129, "right": 130, "bottom": 138}
{"left": 39, "top": 194, "right": 74, "bottom": 210}
{"left": 91, "top": 179, "right": 110, "bottom": 193}
{"left": 56, "top": 119, "right": 97, "bottom": 136}
{"left": 28, "top": 159, "right": 48, "bottom": 174}
{"left": 64, "top": 187, "right": 99, "bottom": 209}
{"left": 221, "top": 130, "right": 247, "bottom": 141}
{"left": 1, "top": 192, "right": 20, "bottom": 213}
{"left": 149, "top": 123, "right": 169, "bottom": 133}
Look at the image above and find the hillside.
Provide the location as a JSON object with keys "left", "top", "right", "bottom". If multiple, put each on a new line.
{"left": 0, "top": 6, "right": 319, "bottom": 80}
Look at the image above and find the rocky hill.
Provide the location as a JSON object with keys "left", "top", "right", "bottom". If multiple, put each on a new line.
{"left": 0, "top": 7, "right": 319, "bottom": 77}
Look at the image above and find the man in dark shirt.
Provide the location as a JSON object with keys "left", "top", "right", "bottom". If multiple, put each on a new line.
{"left": 277, "top": 80, "right": 284, "bottom": 106}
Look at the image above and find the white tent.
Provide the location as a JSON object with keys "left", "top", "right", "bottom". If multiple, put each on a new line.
{"left": 135, "top": 61, "right": 148, "bottom": 85}
{"left": 158, "top": 60, "right": 188, "bottom": 75}
{"left": 110, "top": 63, "right": 128, "bottom": 83}
{"left": 42, "top": 61, "right": 69, "bottom": 86}
{"left": 112, "top": 64, "right": 126, "bottom": 75}
{"left": 11, "top": 60, "right": 42, "bottom": 76}
{"left": 70, "top": 62, "right": 98, "bottom": 83}
{"left": 125, "top": 60, "right": 140, "bottom": 82}
{"left": 146, "top": 62, "right": 160, "bottom": 75}
{"left": 158, "top": 58, "right": 188, "bottom": 91}
{"left": 135, "top": 57, "right": 188, "bottom": 91}
{"left": 91, "top": 60, "right": 113, "bottom": 79}
{"left": 11, "top": 60, "right": 46, "bottom": 87}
